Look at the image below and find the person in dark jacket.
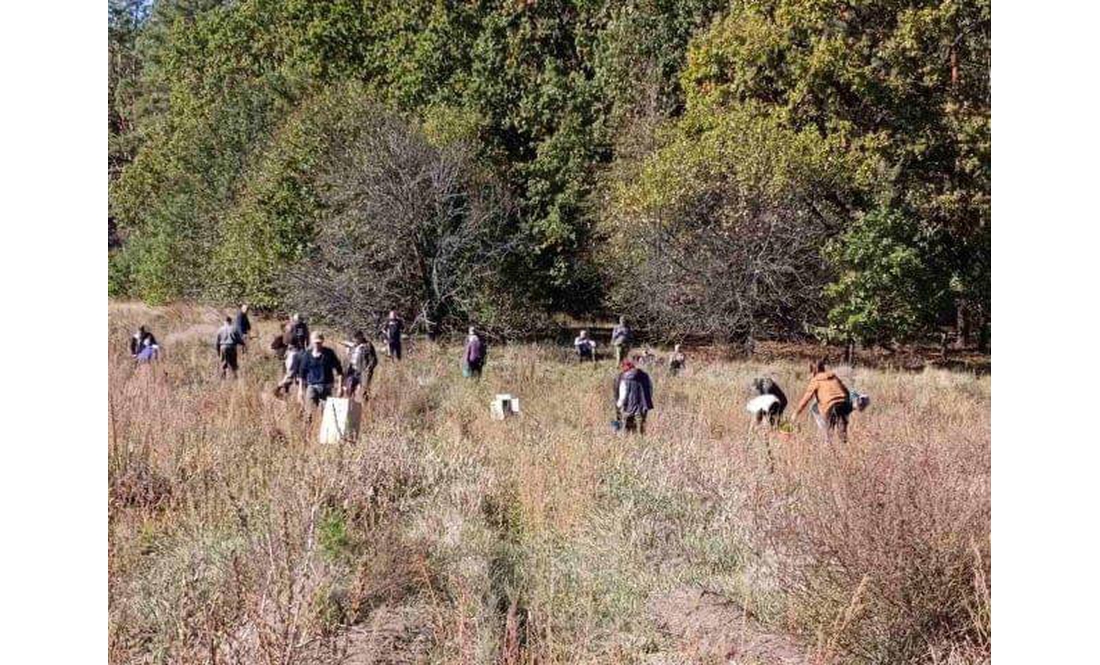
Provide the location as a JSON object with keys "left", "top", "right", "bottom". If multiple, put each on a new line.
{"left": 611, "top": 316, "right": 633, "bottom": 365}
{"left": 614, "top": 360, "right": 654, "bottom": 434}
{"left": 463, "top": 327, "right": 487, "bottom": 379}
{"left": 340, "top": 331, "right": 377, "bottom": 401}
{"left": 130, "top": 325, "right": 158, "bottom": 357}
{"left": 216, "top": 316, "right": 245, "bottom": 379}
{"left": 233, "top": 304, "right": 252, "bottom": 341}
{"left": 751, "top": 377, "right": 788, "bottom": 427}
{"left": 381, "top": 310, "right": 404, "bottom": 360}
{"left": 297, "top": 331, "right": 344, "bottom": 407}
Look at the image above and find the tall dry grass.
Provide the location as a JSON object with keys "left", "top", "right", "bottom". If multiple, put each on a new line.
{"left": 108, "top": 303, "right": 990, "bottom": 664}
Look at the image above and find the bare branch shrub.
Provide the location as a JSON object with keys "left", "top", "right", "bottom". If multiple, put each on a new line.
{"left": 602, "top": 107, "right": 864, "bottom": 347}
{"left": 283, "top": 107, "right": 516, "bottom": 337}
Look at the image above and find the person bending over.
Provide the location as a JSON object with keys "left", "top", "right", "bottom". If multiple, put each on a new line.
{"left": 793, "top": 360, "right": 851, "bottom": 443}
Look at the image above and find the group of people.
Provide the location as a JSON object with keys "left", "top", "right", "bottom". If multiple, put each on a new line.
{"left": 270, "top": 310, "right": 412, "bottom": 407}
{"left": 744, "top": 360, "right": 863, "bottom": 443}
{"left": 130, "top": 309, "right": 863, "bottom": 441}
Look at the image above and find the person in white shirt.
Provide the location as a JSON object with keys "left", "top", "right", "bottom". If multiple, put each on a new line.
{"left": 574, "top": 329, "right": 597, "bottom": 362}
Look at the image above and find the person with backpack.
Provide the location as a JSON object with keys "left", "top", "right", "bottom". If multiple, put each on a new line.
{"left": 793, "top": 359, "right": 852, "bottom": 443}
{"left": 216, "top": 316, "right": 245, "bottom": 379}
{"left": 614, "top": 360, "right": 654, "bottom": 434}
{"left": 297, "top": 331, "right": 344, "bottom": 407}
{"left": 611, "top": 316, "right": 633, "bottom": 365}
{"left": 463, "top": 327, "right": 487, "bottom": 379}
{"left": 381, "top": 310, "right": 404, "bottom": 360}
{"left": 340, "top": 331, "right": 377, "bottom": 401}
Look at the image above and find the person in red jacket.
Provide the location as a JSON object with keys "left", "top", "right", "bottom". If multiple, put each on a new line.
{"left": 793, "top": 359, "right": 852, "bottom": 443}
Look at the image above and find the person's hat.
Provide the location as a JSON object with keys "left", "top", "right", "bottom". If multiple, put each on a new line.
{"left": 311, "top": 331, "right": 324, "bottom": 342}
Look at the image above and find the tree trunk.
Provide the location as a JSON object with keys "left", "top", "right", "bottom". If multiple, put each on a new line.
{"left": 956, "top": 301, "right": 971, "bottom": 349}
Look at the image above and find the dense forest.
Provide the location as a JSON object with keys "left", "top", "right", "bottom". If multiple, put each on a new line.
{"left": 108, "top": 0, "right": 990, "bottom": 348}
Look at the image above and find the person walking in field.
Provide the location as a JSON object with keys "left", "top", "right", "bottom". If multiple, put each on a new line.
{"left": 340, "top": 331, "right": 377, "bottom": 401}
{"left": 463, "top": 327, "right": 487, "bottom": 379}
{"left": 574, "top": 329, "right": 597, "bottom": 362}
{"left": 614, "top": 360, "right": 654, "bottom": 434}
{"left": 793, "top": 360, "right": 852, "bottom": 443}
{"left": 216, "top": 316, "right": 245, "bottom": 379}
{"left": 668, "top": 344, "right": 686, "bottom": 376}
{"left": 234, "top": 304, "right": 252, "bottom": 342}
{"left": 611, "top": 316, "right": 632, "bottom": 365}
{"left": 274, "top": 339, "right": 303, "bottom": 397}
{"left": 286, "top": 313, "right": 310, "bottom": 351}
{"left": 381, "top": 310, "right": 404, "bottom": 360}
{"left": 297, "top": 331, "right": 344, "bottom": 407}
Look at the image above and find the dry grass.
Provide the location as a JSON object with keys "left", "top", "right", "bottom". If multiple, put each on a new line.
{"left": 108, "top": 303, "right": 990, "bottom": 664}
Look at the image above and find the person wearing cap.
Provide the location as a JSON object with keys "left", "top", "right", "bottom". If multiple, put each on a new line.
{"left": 611, "top": 316, "right": 633, "bottom": 365}
{"left": 340, "top": 331, "right": 377, "bottom": 400}
{"left": 574, "top": 329, "right": 597, "bottom": 362}
{"left": 297, "top": 331, "right": 344, "bottom": 407}
{"left": 381, "top": 310, "right": 404, "bottom": 360}
{"left": 793, "top": 359, "right": 852, "bottom": 443}
{"left": 216, "top": 316, "right": 245, "bottom": 379}
{"left": 614, "top": 360, "right": 654, "bottom": 434}
{"left": 463, "top": 326, "right": 487, "bottom": 379}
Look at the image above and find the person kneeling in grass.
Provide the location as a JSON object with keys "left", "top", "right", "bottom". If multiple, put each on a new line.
{"left": 297, "top": 332, "right": 344, "bottom": 408}
{"left": 793, "top": 359, "right": 851, "bottom": 443}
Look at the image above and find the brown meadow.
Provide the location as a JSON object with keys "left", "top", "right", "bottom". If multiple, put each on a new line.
{"left": 109, "top": 303, "right": 989, "bottom": 664}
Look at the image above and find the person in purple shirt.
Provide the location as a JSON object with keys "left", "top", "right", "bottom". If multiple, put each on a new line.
{"left": 463, "top": 327, "right": 487, "bottom": 379}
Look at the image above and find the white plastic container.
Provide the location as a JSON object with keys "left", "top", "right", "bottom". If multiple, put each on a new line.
{"left": 490, "top": 394, "right": 521, "bottom": 420}
{"left": 319, "top": 397, "right": 362, "bottom": 444}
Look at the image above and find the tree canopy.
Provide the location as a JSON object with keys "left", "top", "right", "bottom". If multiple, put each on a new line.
{"left": 109, "top": 0, "right": 990, "bottom": 345}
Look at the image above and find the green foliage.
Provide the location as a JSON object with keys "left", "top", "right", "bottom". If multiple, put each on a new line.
{"left": 318, "top": 507, "right": 353, "bottom": 561}
{"left": 679, "top": 0, "right": 990, "bottom": 330}
{"left": 824, "top": 206, "right": 949, "bottom": 345}
{"left": 208, "top": 82, "right": 378, "bottom": 308}
{"left": 604, "top": 102, "right": 867, "bottom": 339}
{"left": 108, "top": 0, "right": 989, "bottom": 344}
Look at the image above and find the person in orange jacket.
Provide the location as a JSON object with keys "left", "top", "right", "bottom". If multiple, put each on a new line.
{"left": 793, "top": 359, "right": 852, "bottom": 443}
